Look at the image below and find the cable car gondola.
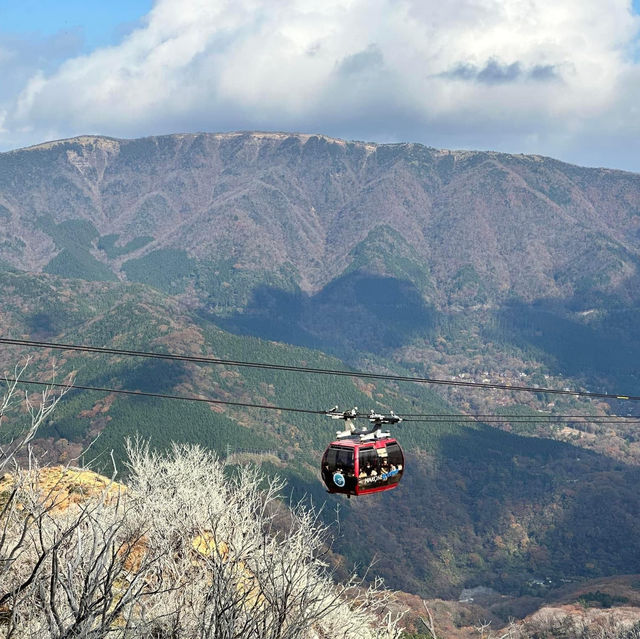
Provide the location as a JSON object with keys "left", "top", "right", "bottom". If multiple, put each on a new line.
{"left": 321, "top": 408, "right": 404, "bottom": 497}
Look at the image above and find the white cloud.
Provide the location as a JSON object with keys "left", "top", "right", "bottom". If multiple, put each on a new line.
{"left": 2, "top": 0, "right": 640, "bottom": 170}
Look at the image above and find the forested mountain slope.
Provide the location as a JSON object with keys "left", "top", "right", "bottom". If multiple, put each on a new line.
{"left": 3, "top": 270, "right": 640, "bottom": 604}
{"left": 2, "top": 132, "right": 640, "bottom": 306}
{"left": 3, "top": 133, "right": 640, "bottom": 608}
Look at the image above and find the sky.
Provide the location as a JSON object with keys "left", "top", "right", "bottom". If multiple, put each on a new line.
{"left": 1, "top": 0, "right": 640, "bottom": 172}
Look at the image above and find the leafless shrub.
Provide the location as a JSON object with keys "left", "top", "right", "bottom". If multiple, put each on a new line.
{"left": 473, "top": 612, "right": 640, "bottom": 639}
{"left": 0, "top": 359, "right": 71, "bottom": 474}
{"left": 0, "top": 362, "right": 77, "bottom": 634}
{"left": 123, "top": 440, "right": 403, "bottom": 639}
{"left": 8, "top": 480, "right": 164, "bottom": 639}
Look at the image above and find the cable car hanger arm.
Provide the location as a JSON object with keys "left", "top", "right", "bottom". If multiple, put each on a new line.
{"left": 325, "top": 407, "right": 402, "bottom": 440}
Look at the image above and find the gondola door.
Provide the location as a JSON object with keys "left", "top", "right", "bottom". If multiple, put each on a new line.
{"left": 321, "top": 444, "right": 357, "bottom": 495}
{"left": 355, "top": 439, "right": 404, "bottom": 495}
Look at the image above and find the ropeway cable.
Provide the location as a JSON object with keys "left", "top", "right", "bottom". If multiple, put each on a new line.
{"left": 1, "top": 336, "right": 638, "bottom": 402}
{"left": 1, "top": 377, "right": 326, "bottom": 416}
{"left": 4, "top": 376, "right": 640, "bottom": 425}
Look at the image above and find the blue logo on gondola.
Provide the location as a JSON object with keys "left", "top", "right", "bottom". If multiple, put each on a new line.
{"left": 333, "top": 472, "right": 346, "bottom": 488}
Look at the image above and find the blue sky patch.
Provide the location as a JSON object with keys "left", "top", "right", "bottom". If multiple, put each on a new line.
{"left": 0, "top": 0, "right": 152, "bottom": 51}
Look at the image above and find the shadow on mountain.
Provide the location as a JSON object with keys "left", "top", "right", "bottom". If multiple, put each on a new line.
{"left": 213, "top": 271, "right": 437, "bottom": 356}
{"left": 43, "top": 360, "right": 191, "bottom": 444}
{"left": 436, "top": 425, "right": 640, "bottom": 591}
{"left": 27, "top": 312, "right": 60, "bottom": 339}
{"left": 487, "top": 299, "right": 640, "bottom": 400}
{"left": 78, "top": 360, "right": 189, "bottom": 396}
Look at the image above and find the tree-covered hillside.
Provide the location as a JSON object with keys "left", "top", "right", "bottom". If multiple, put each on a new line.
{"left": 2, "top": 269, "right": 640, "bottom": 601}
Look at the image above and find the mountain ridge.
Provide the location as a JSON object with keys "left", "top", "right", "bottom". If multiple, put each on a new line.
{"left": 3, "top": 131, "right": 640, "bottom": 306}
{"left": 10, "top": 131, "right": 637, "bottom": 173}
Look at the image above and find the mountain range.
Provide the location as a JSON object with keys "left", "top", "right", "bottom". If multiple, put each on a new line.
{"left": 3, "top": 132, "right": 640, "bottom": 305}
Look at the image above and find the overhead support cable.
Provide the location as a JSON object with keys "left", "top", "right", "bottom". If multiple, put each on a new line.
{"left": 1, "top": 336, "right": 638, "bottom": 402}
{"left": 400, "top": 417, "right": 640, "bottom": 424}
{"left": 1, "top": 377, "right": 326, "bottom": 416}
{"left": 3, "top": 377, "right": 640, "bottom": 425}
{"left": 397, "top": 413, "right": 640, "bottom": 421}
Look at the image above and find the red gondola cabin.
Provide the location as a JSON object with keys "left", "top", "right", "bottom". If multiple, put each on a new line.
{"left": 321, "top": 437, "right": 404, "bottom": 497}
